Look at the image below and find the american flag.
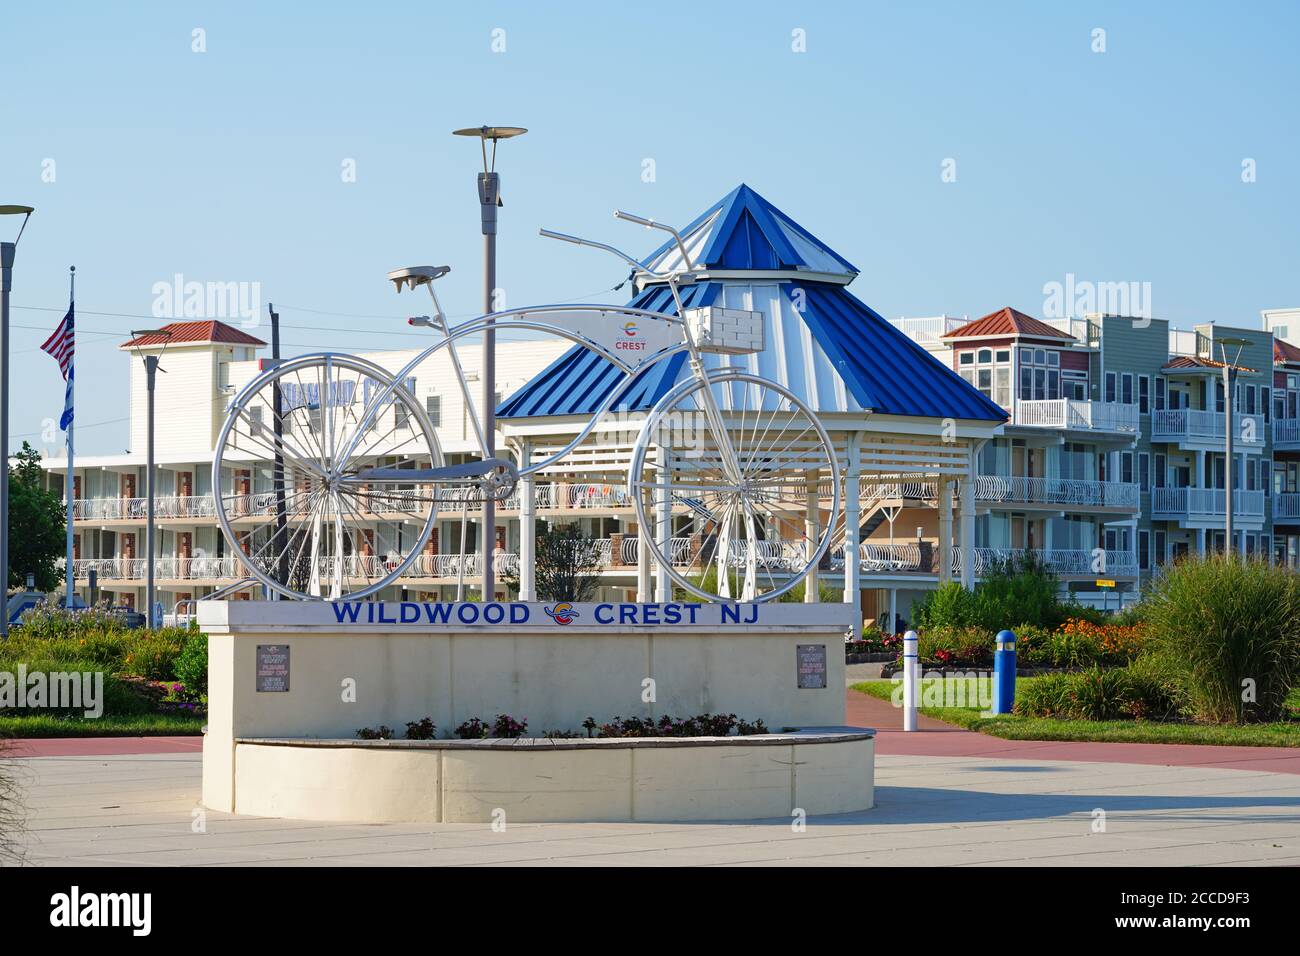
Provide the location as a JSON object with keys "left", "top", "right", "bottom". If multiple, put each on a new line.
{"left": 41, "top": 304, "right": 75, "bottom": 429}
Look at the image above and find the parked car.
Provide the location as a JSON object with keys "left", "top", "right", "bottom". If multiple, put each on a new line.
{"left": 107, "top": 605, "right": 147, "bottom": 629}
{"left": 5, "top": 590, "right": 47, "bottom": 627}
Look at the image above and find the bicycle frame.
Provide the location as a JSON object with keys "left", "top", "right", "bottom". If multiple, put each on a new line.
{"left": 339, "top": 306, "right": 690, "bottom": 484}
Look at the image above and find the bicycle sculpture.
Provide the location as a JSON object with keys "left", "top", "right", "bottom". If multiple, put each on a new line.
{"left": 212, "top": 211, "right": 841, "bottom": 603}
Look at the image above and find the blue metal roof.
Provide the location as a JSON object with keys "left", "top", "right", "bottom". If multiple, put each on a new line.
{"left": 640, "top": 184, "right": 859, "bottom": 278}
{"left": 498, "top": 280, "right": 1006, "bottom": 422}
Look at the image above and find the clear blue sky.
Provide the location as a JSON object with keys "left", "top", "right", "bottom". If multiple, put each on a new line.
{"left": 3, "top": 1, "right": 1297, "bottom": 455}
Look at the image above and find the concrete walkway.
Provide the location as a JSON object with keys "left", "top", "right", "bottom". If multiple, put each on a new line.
{"left": 5, "top": 748, "right": 1300, "bottom": 866}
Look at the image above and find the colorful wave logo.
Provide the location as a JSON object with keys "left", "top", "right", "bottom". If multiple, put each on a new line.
{"left": 622, "top": 322, "right": 638, "bottom": 336}
{"left": 544, "top": 602, "right": 580, "bottom": 625}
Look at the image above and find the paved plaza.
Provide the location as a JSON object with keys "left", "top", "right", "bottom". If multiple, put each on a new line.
{"left": 7, "top": 746, "right": 1300, "bottom": 867}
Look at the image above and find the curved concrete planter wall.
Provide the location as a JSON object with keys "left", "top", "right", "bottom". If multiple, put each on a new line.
{"left": 231, "top": 730, "right": 875, "bottom": 824}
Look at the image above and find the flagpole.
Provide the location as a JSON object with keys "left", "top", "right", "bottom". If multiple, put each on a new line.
{"left": 66, "top": 266, "right": 74, "bottom": 608}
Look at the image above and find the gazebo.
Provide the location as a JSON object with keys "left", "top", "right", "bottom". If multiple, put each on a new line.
{"left": 499, "top": 184, "right": 1007, "bottom": 616}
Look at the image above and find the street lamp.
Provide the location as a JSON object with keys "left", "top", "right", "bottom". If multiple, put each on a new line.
{"left": 129, "top": 328, "right": 173, "bottom": 625}
{"left": 1216, "top": 336, "right": 1251, "bottom": 558}
{"left": 452, "top": 125, "right": 526, "bottom": 600}
{"left": 0, "top": 204, "right": 34, "bottom": 638}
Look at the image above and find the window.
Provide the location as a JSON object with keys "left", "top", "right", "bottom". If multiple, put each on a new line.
{"left": 1154, "top": 452, "right": 1166, "bottom": 488}
{"left": 395, "top": 402, "right": 410, "bottom": 429}
{"left": 1018, "top": 349, "right": 1061, "bottom": 402}
{"left": 1138, "top": 375, "right": 1150, "bottom": 414}
{"left": 1105, "top": 371, "right": 1117, "bottom": 403}
{"left": 1138, "top": 452, "right": 1150, "bottom": 489}
{"left": 1155, "top": 377, "right": 1166, "bottom": 411}
{"left": 959, "top": 352, "right": 974, "bottom": 366}
{"left": 425, "top": 395, "right": 442, "bottom": 427}
{"left": 1121, "top": 451, "right": 1134, "bottom": 484}
{"left": 1154, "top": 529, "right": 1166, "bottom": 567}
{"left": 967, "top": 347, "right": 1013, "bottom": 408}
{"left": 1139, "top": 530, "right": 1151, "bottom": 571}
{"left": 248, "top": 406, "right": 263, "bottom": 439}
{"left": 1215, "top": 380, "right": 1225, "bottom": 413}
{"left": 1063, "top": 370, "right": 1087, "bottom": 400}
{"left": 1246, "top": 386, "right": 1257, "bottom": 415}
{"left": 1263, "top": 387, "right": 1270, "bottom": 423}
{"left": 1121, "top": 373, "right": 1134, "bottom": 405}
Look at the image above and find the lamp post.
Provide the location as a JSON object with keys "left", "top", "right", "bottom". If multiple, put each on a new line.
{"left": 1216, "top": 337, "right": 1251, "bottom": 558}
{"left": 0, "top": 205, "right": 34, "bottom": 638}
{"left": 129, "top": 329, "right": 173, "bottom": 626}
{"left": 452, "top": 125, "right": 526, "bottom": 601}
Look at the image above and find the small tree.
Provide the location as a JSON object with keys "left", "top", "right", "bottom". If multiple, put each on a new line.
{"left": 506, "top": 522, "right": 602, "bottom": 602}
{"left": 7, "top": 442, "right": 66, "bottom": 591}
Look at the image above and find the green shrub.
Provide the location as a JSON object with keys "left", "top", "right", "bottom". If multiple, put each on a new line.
{"left": 918, "top": 625, "right": 992, "bottom": 668}
{"left": 912, "top": 582, "right": 978, "bottom": 630}
{"left": 1143, "top": 555, "right": 1300, "bottom": 723}
{"left": 15, "top": 604, "right": 127, "bottom": 639}
{"left": 972, "top": 552, "right": 1060, "bottom": 630}
{"left": 0, "top": 658, "right": 153, "bottom": 718}
{"left": 173, "top": 632, "right": 208, "bottom": 698}
{"left": 1014, "top": 672, "right": 1075, "bottom": 718}
{"left": 1015, "top": 663, "right": 1185, "bottom": 722}
{"left": 118, "top": 633, "right": 186, "bottom": 682}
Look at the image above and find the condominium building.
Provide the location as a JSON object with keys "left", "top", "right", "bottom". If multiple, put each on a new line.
{"left": 891, "top": 304, "right": 1292, "bottom": 611}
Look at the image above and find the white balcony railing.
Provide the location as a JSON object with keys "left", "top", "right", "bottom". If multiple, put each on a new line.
{"left": 1015, "top": 399, "right": 1139, "bottom": 434}
{"left": 971, "top": 475, "right": 1139, "bottom": 509}
{"left": 951, "top": 547, "right": 1138, "bottom": 577}
{"left": 1274, "top": 419, "right": 1300, "bottom": 446}
{"left": 1152, "top": 409, "right": 1265, "bottom": 445}
{"left": 1274, "top": 493, "right": 1300, "bottom": 521}
{"left": 1152, "top": 487, "right": 1266, "bottom": 518}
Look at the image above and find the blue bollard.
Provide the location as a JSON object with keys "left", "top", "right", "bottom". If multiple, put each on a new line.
{"left": 992, "top": 629, "right": 1016, "bottom": 715}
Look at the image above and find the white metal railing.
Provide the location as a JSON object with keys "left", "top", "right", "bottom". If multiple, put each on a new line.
{"left": 1152, "top": 486, "right": 1266, "bottom": 518}
{"left": 860, "top": 543, "right": 922, "bottom": 572}
{"left": 566, "top": 482, "right": 633, "bottom": 509}
{"left": 1274, "top": 419, "right": 1300, "bottom": 445}
{"left": 972, "top": 474, "right": 1139, "bottom": 509}
{"left": 1152, "top": 409, "right": 1265, "bottom": 444}
{"left": 888, "top": 315, "right": 970, "bottom": 346}
{"left": 1015, "top": 399, "right": 1138, "bottom": 433}
{"left": 950, "top": 547, "right": 1138, "bottom": 577}
{"left": 1274, "top": 493, "right": 1300, "bottom": 520}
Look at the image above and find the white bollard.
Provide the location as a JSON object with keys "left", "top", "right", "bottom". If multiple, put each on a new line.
{"left": 902, "top": 629, "right": 919, "bottom": 732}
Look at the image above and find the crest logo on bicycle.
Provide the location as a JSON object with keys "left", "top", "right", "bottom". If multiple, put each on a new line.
{"left": 544, "top": 602, "right": 580, "bottom": 625}
{"left": 622, "top": 321, "right": 638, "bottom": 336}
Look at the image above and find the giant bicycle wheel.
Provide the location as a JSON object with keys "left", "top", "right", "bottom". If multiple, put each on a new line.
{"left": 213, "top": 353, "right": 443, "bottom": 600}
{"left": 628, "top": 369, "right": 840, "bottom": 603}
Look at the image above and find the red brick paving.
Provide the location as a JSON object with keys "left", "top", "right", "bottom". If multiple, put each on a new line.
{"left": 1, "top": 735, "right": 203, "bottom": 758}
{"left": 847, "top": 686, "right": 1300, "bottom": 775}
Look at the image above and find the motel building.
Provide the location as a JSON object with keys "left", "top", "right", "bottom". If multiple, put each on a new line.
{"left": 38, "top": 187, "right": 1300, "bottom": 628}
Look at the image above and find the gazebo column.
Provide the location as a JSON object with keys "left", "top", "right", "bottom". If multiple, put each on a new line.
{"left": 959, "top": 442, "right": 978, "bottom": 590}
{"left": 843, "top": 436, "right": 861, "bottom": 605}
{"left": 938, "top": 476, "right": 954, "bottom": 583}
{"left": 804, "top": 471, "right": 820, "bottom": 603}
{"left": 517, "top": 442, "right": 536, "bottom": 601}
